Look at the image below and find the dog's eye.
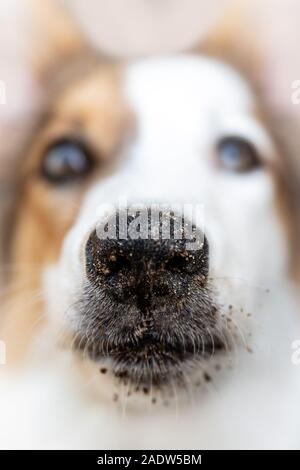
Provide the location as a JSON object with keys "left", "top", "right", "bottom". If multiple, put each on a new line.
{"left": 42, "top": 140, "right": 93, "bottom": 183}
{"left": 216, "top": 137, "right": 261, "bottom": 173}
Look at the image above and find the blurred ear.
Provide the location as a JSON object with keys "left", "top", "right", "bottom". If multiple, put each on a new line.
{"left": 25, "top": 0, "right": 86, "bottom": 81}
{"left": 0, "top": 0, "right": 86, "bottom": 110}
{"left": 0, "top": 0, "right": 86, "bottom": 122}
{"left": 199, "top": 0, "right": 265, "bottom": 83}
{"left": 0, "top": 0, "right": 87, "bottom": 162}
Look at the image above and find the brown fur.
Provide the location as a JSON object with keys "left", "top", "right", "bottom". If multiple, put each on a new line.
{"left": 1, "top": 64, "right": 133, "bottom": 362}
{"left": 26, "top": 0, "right": 86, "bottom": 80}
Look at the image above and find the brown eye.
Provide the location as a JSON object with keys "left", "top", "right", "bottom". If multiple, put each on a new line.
{"left": 216, "top": 136, "right": 261, "bottom": 173}
{"left": 42, "top": 140, "right": 93, "bottom": 184}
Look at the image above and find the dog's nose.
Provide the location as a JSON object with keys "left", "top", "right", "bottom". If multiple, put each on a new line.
{"left": 85, "top": 211, "right": 209, "bottom": 309}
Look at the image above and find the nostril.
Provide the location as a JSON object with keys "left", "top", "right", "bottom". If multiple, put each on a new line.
{"left": 165, "top": 253, "right": 189, "bottom": 273}
{"left": 106, "top": 253, "right": 131, "bottom": 275}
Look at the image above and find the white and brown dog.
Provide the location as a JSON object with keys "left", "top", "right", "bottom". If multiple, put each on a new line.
{"left": 0, "top": 0, "right": 300, "bottom": 450}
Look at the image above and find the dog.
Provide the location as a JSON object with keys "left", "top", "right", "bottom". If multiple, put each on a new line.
{"left": 0, "top": 0, "right": 300, "bottom": 449}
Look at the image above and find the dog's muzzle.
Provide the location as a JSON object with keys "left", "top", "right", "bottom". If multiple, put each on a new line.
{"left": 77, "top": 210, "right": 222, "bottom": 388}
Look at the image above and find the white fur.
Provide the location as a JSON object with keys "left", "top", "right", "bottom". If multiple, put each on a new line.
{"left": 1, "top": 55, "right": 300, "bottom": 449}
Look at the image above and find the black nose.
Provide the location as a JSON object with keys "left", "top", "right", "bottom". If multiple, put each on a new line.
{"left": 85, "top": 211, "right": 209, "bottom": 310}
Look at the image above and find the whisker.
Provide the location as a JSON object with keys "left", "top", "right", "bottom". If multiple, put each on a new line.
{"left": 227, "top": 315, "right": 249, "bottom": 351}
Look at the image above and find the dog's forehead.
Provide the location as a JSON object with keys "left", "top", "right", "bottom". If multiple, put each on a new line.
{"left": 51, "top": 54, "right": 265, "bottom": 163}
{"left": 124, "top": 55, "right": 254, "bottom": 128}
